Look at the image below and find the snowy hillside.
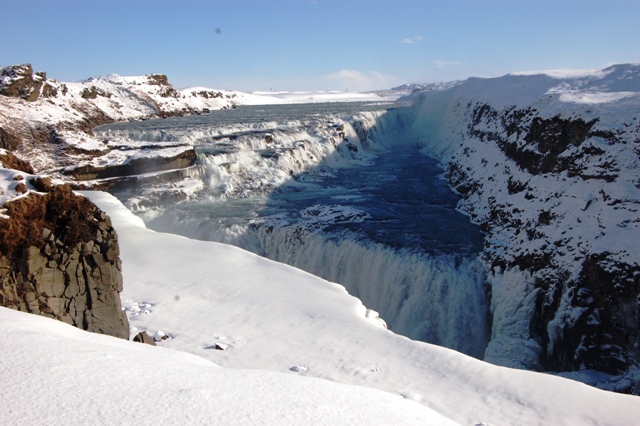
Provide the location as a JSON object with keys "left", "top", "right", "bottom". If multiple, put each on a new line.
{"left": 3, "top": 63, "right": 640, "bottom": 423}
{"left": 0, "top": 64, "right": 390, "bottom": 174}
{"left": 1, "top": 165, "right": 638, "bottom": 425}
{"left": 91, "top": 64, "right": 640, "bottom": 390}
{"left": 72, "top": 64, "right": 640, "bottom": 391}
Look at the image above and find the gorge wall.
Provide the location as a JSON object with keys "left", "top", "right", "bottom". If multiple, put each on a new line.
{"left": 353, "top": 65, "right": 640, "bottom": 388}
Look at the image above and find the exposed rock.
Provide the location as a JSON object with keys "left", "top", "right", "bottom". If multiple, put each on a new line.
{"left": 0, "top": 150, "right": 34, "bottom": 173}
{"left": 0, "top": 64, "right": 43, "bottom": 101}
{"left": 146, "top": 74, "right": 179, "bottom": 98}
{"left": 81, "top": 86, "right": 111, "bottom": 100}
{"left": 0, "top": 64, "right": 59, "bottom": 102}
{"left": 63, "top": 148, "right": 198, "bottom": 181}
{"left": 14, "top": 182, "right": 27, "bottom": 194}
{"left": 0, "top": 127, "right": 23, "bottom": 151}
{"left": 0, "top": 184, "right": 129, "bottom": 339}
{"left": 133, "top": 331, "right": 157, "bottom": 346}
{"left": 445, "top": 99, "right": 640, "bottom": 377}
{"left": 190, "top": 90, "right": 223, "bottom": 99}
{"left": 29, "top": 176, "right": 53, "bottom": 192}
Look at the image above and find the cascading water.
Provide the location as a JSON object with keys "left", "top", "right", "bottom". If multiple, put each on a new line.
{"left": 97, "top": 102, "right": 491, "bottom": 358}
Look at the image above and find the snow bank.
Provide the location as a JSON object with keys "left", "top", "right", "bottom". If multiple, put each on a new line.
{"left": 0, "top": 307, "right": 454, "bottom": 426}
{"left": 79, "top": 190, "right": 640, "bottom": 426}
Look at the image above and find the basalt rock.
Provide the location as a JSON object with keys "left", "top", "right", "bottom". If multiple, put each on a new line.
{"left": 543, "top": 254, "right": 640, "bottom": 374}
{"left": 0, "top": 64, "right": 59, "bottom": 102}
{"left": 63, "top": 148, "right": 198, "bottom": 181}
{"left": 81, "top": 85, "right": 112, "bottom": 100}
{"left": 0, "top": 184, "right": 129, "bottom": 339}
{"left": 133, "top": 331, "right": 157, "bottom": 346}
{"left": 447, "top": 99, "right": 640, "bottom": 382}
{"left": 146, "top": 74, "right": 179, "bottom": 98}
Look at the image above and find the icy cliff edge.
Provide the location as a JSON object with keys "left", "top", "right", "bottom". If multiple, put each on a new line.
{"left": 402, "top": 63, "right": 640, "bottom": 387}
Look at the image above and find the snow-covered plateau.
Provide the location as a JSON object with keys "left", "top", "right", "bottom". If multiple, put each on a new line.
{"left": 1, "top": 63, "right": 640, "bottom": 424}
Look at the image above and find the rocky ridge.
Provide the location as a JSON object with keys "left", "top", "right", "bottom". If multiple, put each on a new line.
{"left": 0, "top": 64, "right": 254, "bottom": 340}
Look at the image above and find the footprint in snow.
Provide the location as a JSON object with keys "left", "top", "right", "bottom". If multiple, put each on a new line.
{"left": 289, "top": 365, "right": 309, "bottom": 373}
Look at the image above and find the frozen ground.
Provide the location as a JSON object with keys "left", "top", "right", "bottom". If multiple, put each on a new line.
{"left": 0, "top": 308, "right": 455, "bottom": 426}
{"left": 66, "top": 190, "right": 640, "bottom": 425}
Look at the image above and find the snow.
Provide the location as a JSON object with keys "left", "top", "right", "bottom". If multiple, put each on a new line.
{"left": 246, "top": 90, "right": 393, "bottom": 104}
{"left": 0, "top": 161, "right": 34, "bottom": 207}
{"left": 0, "top": 67, "right": 394, "bottom": 177}
{"left": 54, "top": 190, "right": 639, "bottom": 426}
{"left": 0, "top": 308, "right": 454, "bottom": 426}
{"left": 64, "top": 145, "right": 194, "bottom": 171}
{"left": 512, "top": 68, "right": 612, "bottom": 79}
{"left": 3, "top": 63, "right": 640, "bottom": 424}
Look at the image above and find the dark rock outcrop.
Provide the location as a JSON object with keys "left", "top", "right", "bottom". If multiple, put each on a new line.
{"left": 63, "top": 148, "right": 198, "bottom": 181}
{"left": 0, "top": 184, "right": 129, "bottom": 339}
{"left": 81, "top": 85, "right": 111, "bottom": 100}
{"left": 0, "top": 64, "right": 60, "bottom": 102}
{"left": 133, "top": 331, "right": 156, "bottom": 346}
{"left": 0, "top": 149, "right": 35, "bottom": 173}
{"left": 147, "top": 74, "right": 179, "bottom": 98}
{"left": 543, "top": 254, "right": 640, "bottom": 374}
{"left": 0, "top": 127, "right": 23, "bottom": 151}
{"left": 446, "top": 100, "right": 640, "bottom": 378}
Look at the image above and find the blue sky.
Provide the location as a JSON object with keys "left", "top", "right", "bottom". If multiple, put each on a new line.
{"left": 1, "top": 0, "right": 638, "bottom": 91}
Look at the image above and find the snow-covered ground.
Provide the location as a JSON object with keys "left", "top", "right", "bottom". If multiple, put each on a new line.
{"left": 2, "top": 160, "right": 639, "bottom": 424}
{"left": 89, "top": 64, "right": 640, "bottom": 389}
{"left": 246, "top": 90, "right": 394, "bottom": 104}
{"left": 32, "top": 190, "right": 631, "bottom": 426}
{"left": 0, "top": 307, "right": 454, "bottom": 426}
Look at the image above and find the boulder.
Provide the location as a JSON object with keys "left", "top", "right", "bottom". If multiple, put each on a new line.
{"left": 133, "top": 331, "right": 157, "bottom": 346}
{"left": 0, "top": 183, "right": 129, "bottom": 339}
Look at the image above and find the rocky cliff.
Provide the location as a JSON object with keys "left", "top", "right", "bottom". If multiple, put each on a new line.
{"left": 0, "top": 155, "right": 129, "bottom": 339}
{"left": 380, "top": 64, "right": 640, "bottom": 390}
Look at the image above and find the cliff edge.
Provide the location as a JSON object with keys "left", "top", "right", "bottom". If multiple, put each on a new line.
{"left": 0, "top": 152, "right": 129, "bottom": 338}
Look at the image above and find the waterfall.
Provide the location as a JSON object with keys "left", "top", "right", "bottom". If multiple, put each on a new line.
{"left": 107, "top": 103, "right": 493, "bottom": 359}
{"left": 250, "top": 223, "right": 490, "bottom": 358}
{"left": 148, "top": 208, "right": 491, "bottom": 358}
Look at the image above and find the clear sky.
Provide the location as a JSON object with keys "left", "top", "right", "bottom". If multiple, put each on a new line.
{"left": 1, "top": 0, "right": 638, "bottom": 92}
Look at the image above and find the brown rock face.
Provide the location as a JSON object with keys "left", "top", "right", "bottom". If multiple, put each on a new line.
{"left": 63, "top": 148, "right": 198, "bottom": 181}
{"left": 146, "top": 74, "right": 179, "bottom": 98}
{"left": 0, "top": 64, "right": 50, "bottom": 102}
{"left": 0, "top": 150, "right": 34, "bottom": 173}
{"left": 0, "top": 127, "right": 23, "bottom": 151}
{"left": 0, "top": 185, "right": 129, "bottom": 339}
